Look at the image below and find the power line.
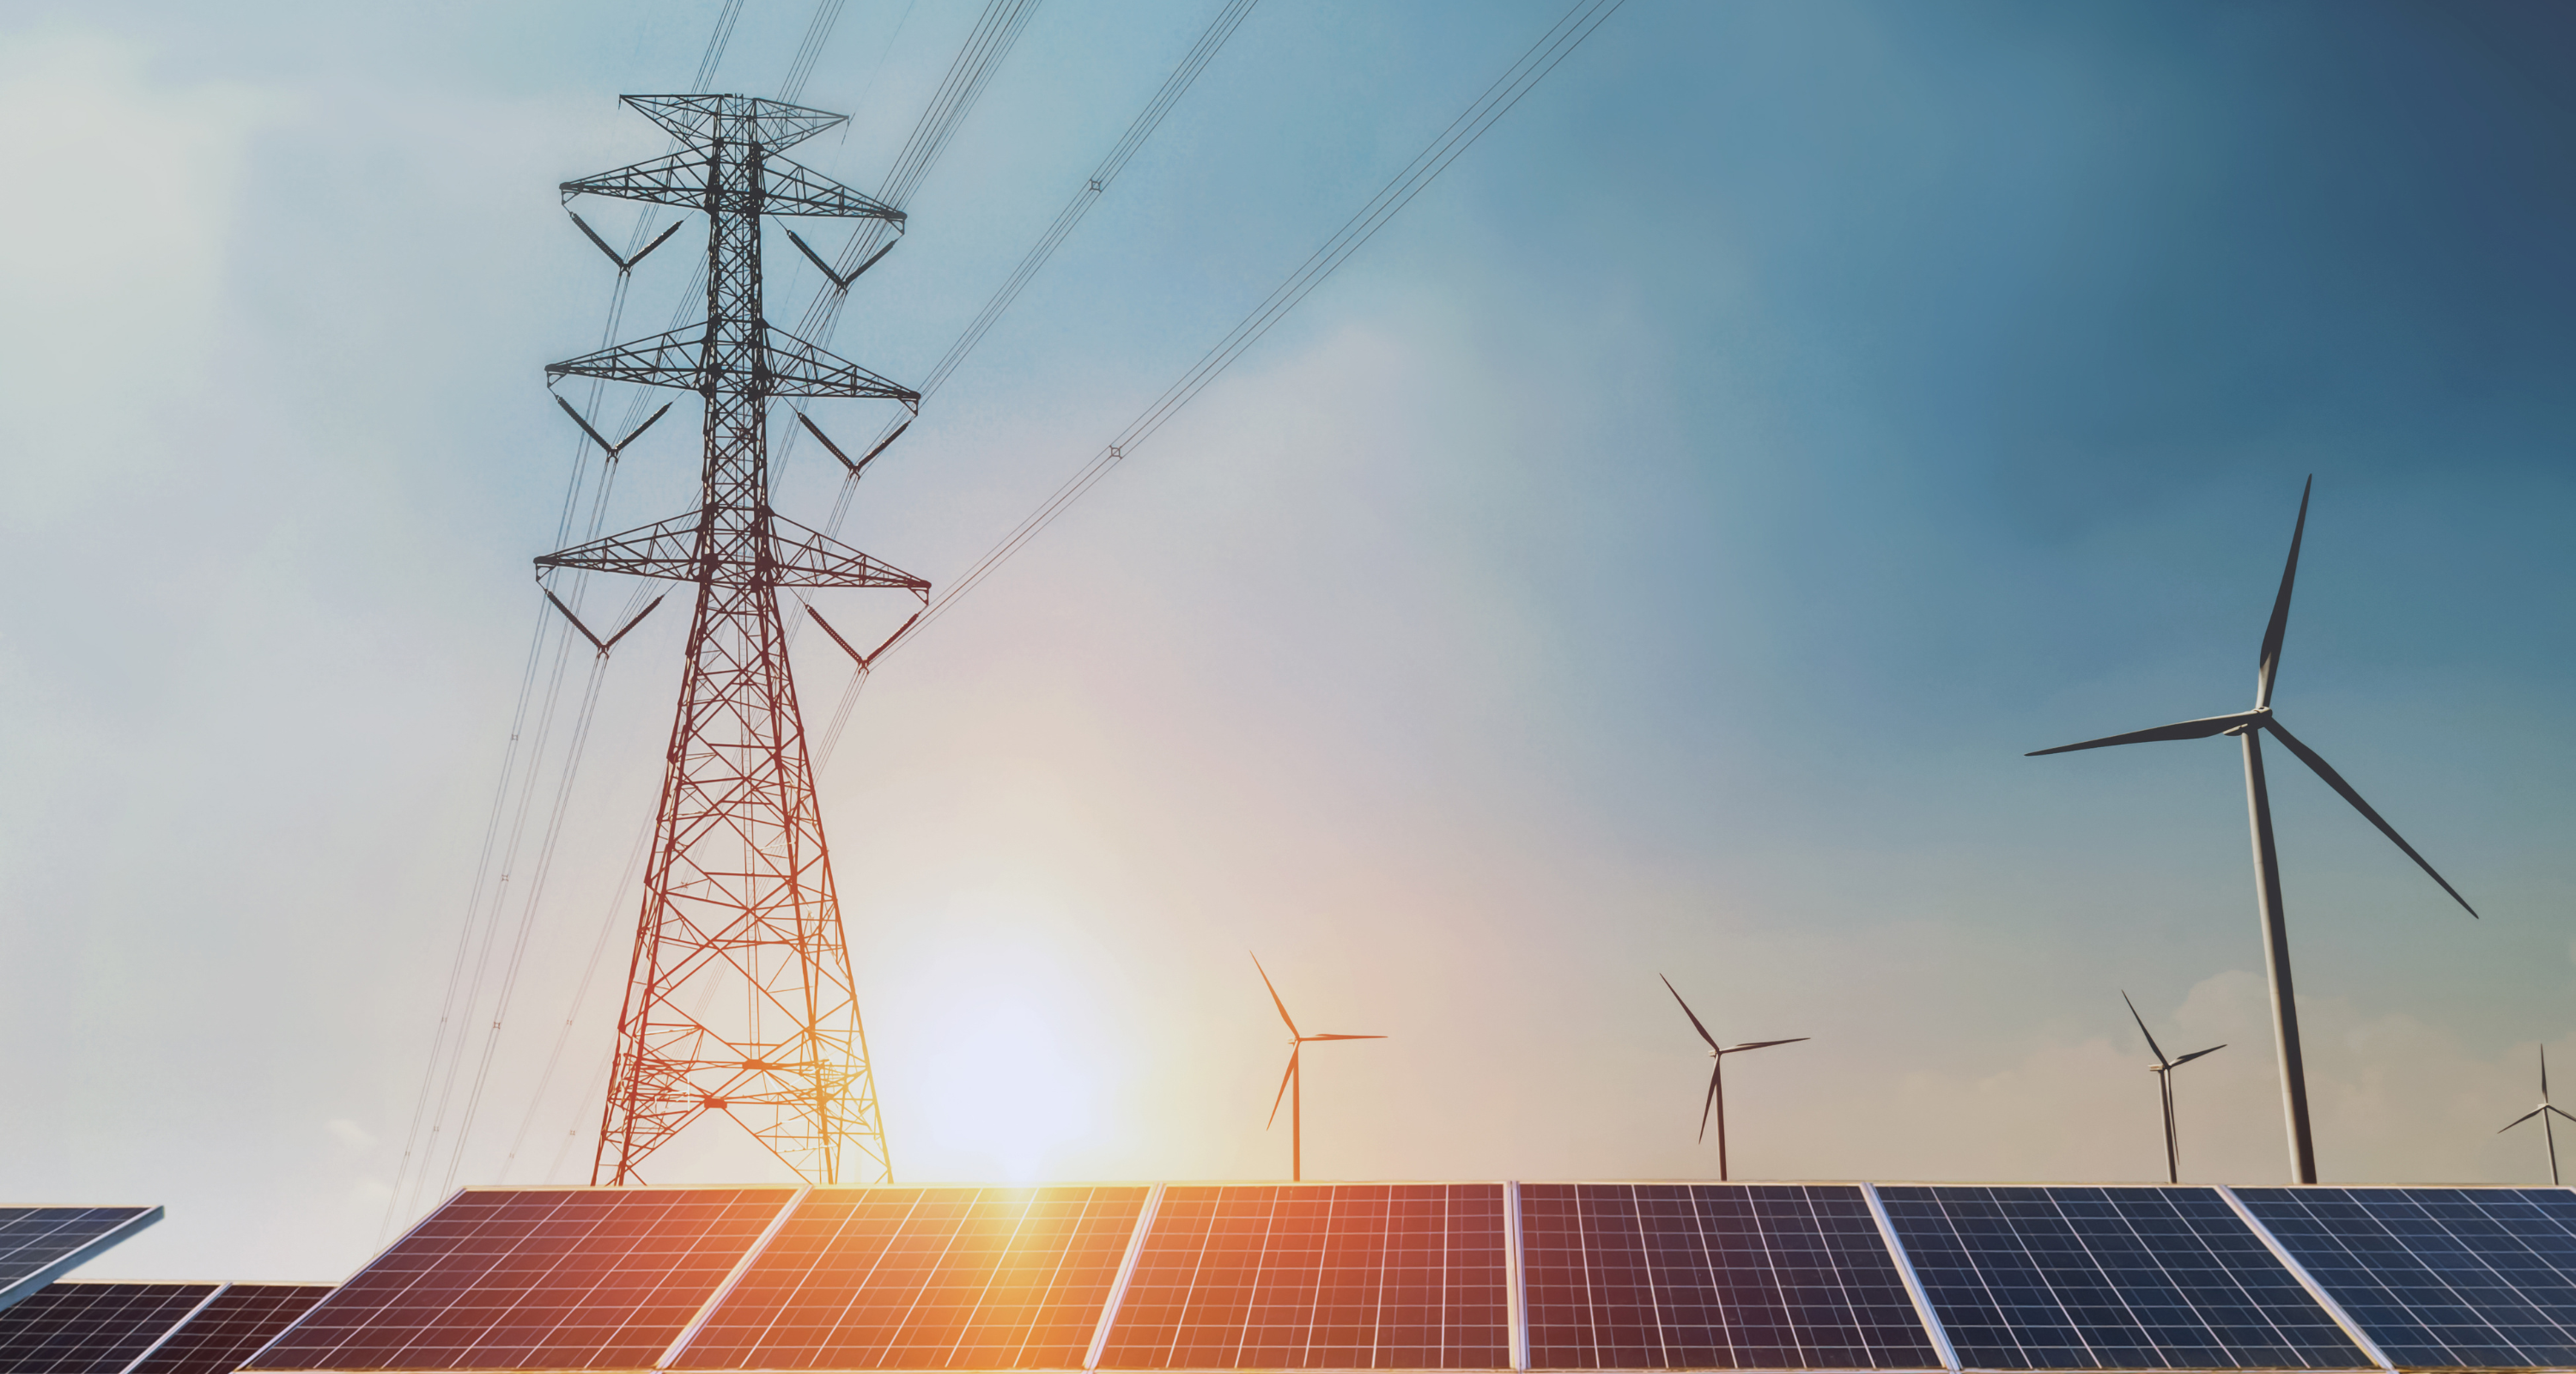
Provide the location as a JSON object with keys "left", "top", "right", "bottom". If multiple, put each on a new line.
{"left": 881, "top": 0, "right": 1625, "bottom": 661}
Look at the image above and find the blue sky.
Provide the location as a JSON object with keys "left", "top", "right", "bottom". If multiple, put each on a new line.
{"left": 1, "top": 0, "right": 2572, "bottom": 1282}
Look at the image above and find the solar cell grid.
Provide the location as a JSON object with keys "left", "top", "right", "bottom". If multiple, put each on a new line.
{"left": 1879, "top": 1186, "right": 2366, "bottom": 1371}
{"left": 0, "top": 1212, "right": 162, "bottom": 1312}
{"left": 675, "top": 1185, "right": 1146, "bottom": 1369}
{"left": 134, "top": 1286, "right": 334, "bottom": 1374}
{"left": 1097, "top": 1183, "right": 1507, "bottom": 1370}
{"left": 1518, "top": 1182, "right": 1941, "bottom": 1371}
{"left": 2233, "top": 1186, "right": 2576, "bottom": 1368}
{"left": 246, "top": 1187, "right": 796, "bottom": 1371}
{"left": 0, "top": 1283, "right": 214, "bottom": 1374}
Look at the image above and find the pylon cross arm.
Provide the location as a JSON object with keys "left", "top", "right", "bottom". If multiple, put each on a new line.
{"left": 537, "top": 509, "right": 931, "bottom": 591}
{"left": 562, "top": 150, "right": 710, "bottom": 210}
{"left": 760, "top": 324, "right": 921, "bottom": 402}
{"left": 548, "top": 325, "right": 705, "bottom": 391}
{"left": 620, "top": 94, "right": 848, "bottom": 152}
{"left": 762, "top": 156, "right": 904, "bottom": 222}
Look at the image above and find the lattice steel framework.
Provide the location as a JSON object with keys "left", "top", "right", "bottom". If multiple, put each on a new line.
{"left": 541, "top": 94, "right": 925, "bottom": 1185}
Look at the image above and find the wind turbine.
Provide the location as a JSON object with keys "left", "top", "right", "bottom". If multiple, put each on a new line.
{"left": 1660, "top": 975, "right": 1806, "bottom": 1182}
{"left": 1251, "top": 954, "right": 1383, "bottom": 1182}
{"left": 2496, "top": 1046, "right": 2576, "bottom": 1185}
{"left": 2122, "top": 991, "right": 2224, "bottom": 1183}
{"left": 2032, "top": 477, "right": 2478, "bottom": 1182}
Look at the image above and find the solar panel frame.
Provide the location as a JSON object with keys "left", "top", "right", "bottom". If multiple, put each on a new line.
{"left": 1875, "top": 1185, "right": 2371, "bottom": 1371}
{"left": 671, "top": 1184, "right": 1150, "bottom": 1370}
{"left": 2230, "top": 1185, "right": 2576, "bottom": 1368}
{"left": 1096, "top": 1182, "right": 1510, "bottom": 1371}
{"left": 244, "top": 1185, "right": 799, "bottom": 1371}
{"left": 0, "top": 1211, "right": 166, "bottom": 1314}
{"left": 0, "top": 1283, "right": 216, "bottom": 1374}
{"left": 1518, "top": 1182, "right": 1944, "bottom": 1371}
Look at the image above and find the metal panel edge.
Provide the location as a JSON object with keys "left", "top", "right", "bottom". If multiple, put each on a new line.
{"left": 656, "top": 1182, "right": 813, "bottom": 1369}
{"left": 1504, "top": 1182, "right": 1527, "bottom": 1372}
{"left": 1083, "top": 1182, "right": 1163, "bottom": 1371}
{"left": 0, "top": 1205, "right": 167, "bottom": 1314}
{"left": 1860, "top": 1183, "right": 1958, "bottom": 1374}
{"left": 112, "top": 1280, "right": 231, "bottom": 1374}
{"left": 2215, "top": 1185, "right": 2394, "bottom": 1372}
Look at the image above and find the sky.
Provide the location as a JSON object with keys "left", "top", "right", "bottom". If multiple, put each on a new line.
{"left": 2, "top": 0, "right": 2573, "bottom": 1284}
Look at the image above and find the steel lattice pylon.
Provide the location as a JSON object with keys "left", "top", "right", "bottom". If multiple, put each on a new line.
{"left": 540, "top": 94, "right": 924, "bottom": 1185}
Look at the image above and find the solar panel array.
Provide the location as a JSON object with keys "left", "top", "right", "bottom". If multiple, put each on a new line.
{"left": 1097, "top": 1184, "right": 1504, "bottom": 1370}
{"left": 0, "top": 1282, "right": 331, "bottom": 1374}
{"left": 2237, "top": 1186, "right": 2576, "bottom": 1368}
{"left": 240, "top": 1182, "right": 2576, "bottom": 1371}
{"left": 0, "top": 1212, "right": 165, "bottom": 1313}
{"left": 1878, "top": 1186, "right": 2366, "bottom": 1370}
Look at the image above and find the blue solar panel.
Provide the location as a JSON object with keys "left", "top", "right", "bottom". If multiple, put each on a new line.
{"left": 0, "top": 1212, "right": 163, "bottom": 1314}
{"left": 1519, "top": 1183, "right": 1940, "bottom": 1370}
{"left": 2233, "top": 1186, "right": 2576, "bottom": 1367}
{"left": 1877, "top": 1186, "right": 2367, "bottom": 1369}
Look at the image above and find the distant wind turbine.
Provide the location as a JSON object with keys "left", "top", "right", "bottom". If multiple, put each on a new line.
{"left": 2122, "top": 992, "right": 2224, "bottom": 1183}
{"left": 1660, "top": 975, "right": 1806, "bottom": 1182}
{"left": 2031, "top": 477, "right": 2477, "bottom": 1183}
{"left": 2496, "top": 1046, "right": 2576, "bottom": 1185}
{"left": 1252, "top": 954, "right": 1383, "bottom": 1182}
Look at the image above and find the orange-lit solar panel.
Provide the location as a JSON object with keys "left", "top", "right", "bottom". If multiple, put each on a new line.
{"left": 1097, "top": 1184, "right": 1507, "bottom": 1371}
{"left": 677, "top": 1186, "right": 1145, "bottom": 1369}
{"left": 0, "top": 1283, "right": 215, "bottom": 1374}
{"left": 246, "top": 1188, "right": 795, "bottom": 1371}
{"left": 134, "top": 1286, "right": 334, "bottom": 1374}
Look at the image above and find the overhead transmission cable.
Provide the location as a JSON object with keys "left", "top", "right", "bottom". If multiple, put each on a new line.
{"left": 801, "top": 0, "right": 1261, "bottom": 763}
{"left": 863, "top": 0, "right": 1625, "bottom": 678}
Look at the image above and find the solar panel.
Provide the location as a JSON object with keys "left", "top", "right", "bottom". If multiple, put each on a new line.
{"left": 246, "top": 1187, "right": 798, "bottom": 1371}
{"left": 674, "top": 1186, "right": 1146, "bottom": 1370}
{"left": 0, "top": 1211, "right": 165, "bottom": 1313}
{"left": 0, "top": 1284, "right": 216, "bottom": 1374}
{"left": 1876, "top": 1185, "right": 2368, "bottom": 1370}
{"left": 1096, "top": 1183, "right": 1507, "bottom": 1370}
{"left": 1518, "top": 1183, "right": 1941, "bottom": 1370}
{"left": 2233, "top": 1186, "right": 2576, "bottom": 1367}
{"left": 132, "top": 1286, "right": 334, "bottom": 1374}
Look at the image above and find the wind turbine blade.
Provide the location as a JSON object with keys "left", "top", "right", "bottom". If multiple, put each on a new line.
{"left": 2543, "top": 1045, "right": 2551, "bottom": 1101}
{"left": 2122, "top": 992, "right": 2172, "bottom": 1067}
{"left": 2263, "top": 719, "right": 2480, "bottom": 918}
{"left": 1251, "top": 952, "right": 1303, "bottom": 1037}
{"left": 1307, "top": 1034, "right": 1387, "bottom": 1041}
{"left": 2257, "top": 476, "right": 2312, "bottom": 710}
{"left": 2166, "top": 1044, "right": 2226, "bottom": 1068}
{"left": 1267, "top": 1049, "right": 1297, "bottom": 1128}
{"left": 1700, "top": 1061, "right": 1721, "bottom": 1142}
{"left": 1723, "top": 1037, "right": 1810, "bottom": 1054}
{"left": 1661, "top": 974, "right": 1723, "bottom": 1053}
{"left": 2026, "top": 711, "right": 2266, "bottom": 757}
{"left": 2499, "top": 1106, "right": 2548, "bottom": 1134}
{"left": 2545, "top": 1105, "right": 2576, "bottom": 1124}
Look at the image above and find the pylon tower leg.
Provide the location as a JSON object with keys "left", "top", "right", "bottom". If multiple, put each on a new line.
{"left": 538, "top": 94, "right": 922, "bottom": 1187}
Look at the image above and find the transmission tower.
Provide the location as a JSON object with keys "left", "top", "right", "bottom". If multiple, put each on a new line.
{"left": 539, "top": 94, "right": 925, "bottom": 1185}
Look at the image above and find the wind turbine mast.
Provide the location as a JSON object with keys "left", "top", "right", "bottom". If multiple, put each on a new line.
{"left": 1660, "top": 976, "right": 1806, "bottom": 1182}
{"left": 2496, "top": 1045, "right": 2576, "bottom": 1185}
{"left": 2033, "top": 478, "right": 2478, "bottom": 1183}
{"left": 2122, "top": 991, "right": 2223, "bottom": 1184}
{"left": 1251, "top": 954, "right": 1384, "bottom": 1182}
